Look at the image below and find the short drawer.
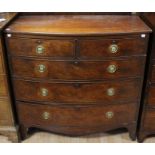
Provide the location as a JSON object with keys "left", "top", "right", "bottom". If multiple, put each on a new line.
{"left": 6, "top": 37, "right": 75, "bottom": 58}
{"left": 11, "top": 57, "right": 146, "bottom": 80}
{"left": 0, "top": 75, "right": 8, "bottom": 96}
{"left": 143, "top": 109, "right": 155, "bottom": 131}
{"left": 14, "top": 79, "right": 141, "bottom": 104}
{"left": 17, "top": 102, "right": 136, "bottom": 129}
{"left": 0, "top": 98, "right": 14, "bottom": 126}
{"left": 79, "top": 37, "right": 147, "bottom": 58}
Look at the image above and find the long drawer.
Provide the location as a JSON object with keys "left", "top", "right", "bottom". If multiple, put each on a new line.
{"left": 13, "top": 79, "right": 141, "bottom": 104}
{"left": 17, "top": 102, "right": 136, "bottom": 129}
{"left": 10, "top": 57, "right": 146, "bottom": 80}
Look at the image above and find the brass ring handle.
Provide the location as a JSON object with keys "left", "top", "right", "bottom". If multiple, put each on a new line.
{"left": 36, "top": 45, "right": 45, "bottom": 54}
{"left": 41, "top": 88, "right": 48, "bottom": 97}
{"left": 105, "top": 111, "right": 114, "bottom": 119}
{"left": 38, "top": 64, "right": 46, "bottom": 73}
{"left": 107, "top": 64, "right": 117, "bottom": 73}
{"left": 42, "top": 111, "right": 50, "bottom": 120}
{"left": 109, "top": 44, "right": 118, "bottom": 53}
{"left": 107, "top": 88, "right": 115, "bottom": 96}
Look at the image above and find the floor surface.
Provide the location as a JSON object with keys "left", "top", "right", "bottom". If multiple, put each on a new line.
{"left": 0, "top": 130, "right": 154, "bottom": 143}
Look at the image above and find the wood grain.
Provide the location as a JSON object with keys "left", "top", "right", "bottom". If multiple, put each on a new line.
{"left": 0, "top": 13, "right": 19, "bottom": 143}
{"left": 138, "top": 13, "right": 155, "bottom": 142}
{"left": 0, "top": 98, "right": 14, "bottom": 126}
{"left": 10, "top": 57, "right": 146, "bottom": 80}
{"left": 79, "top": 37, "right": 148, "bottom": 58}
{"left": 5, "top": 14, "right": 151, "bottom": 141}
{"left": 141, "top": 109, "right": 155, "bottom": 131}
{"left": 17, "top": 102, "right": 136, "bottom": 136}
{"left": 0, "top": 75, "right": 8, "bottom": 96}
{"left": 0, "top": 41, "right": 5, "bottom": 74}
{"left": 0, "top": 13, "right": 17, "bottom": 30}
{"left": 13, "top": 79, "right": 141, "bottom": 104}
{"left": 7, "top": 37, "right": 75, "bottom": 57}
{"left": 5, "top": 15, "right": 151, "bottom": 35}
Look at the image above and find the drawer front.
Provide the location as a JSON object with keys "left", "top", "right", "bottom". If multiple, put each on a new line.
{"left": 0, "top": 75, "right": 8, "bottom": 96}
{"left": 7, "top": 38, "right": 75, "bottom": 58}
{"left": 11, "top": 57, "right": 145, "bottom": 80}
{"left": 14, "top": 79, "right": 141, "bottom": 104}
{"left": 143, "top": 109, "right": 155, "bottom": 131}
{"left": 79, "top": 38, "right": 147, "bottom": 58}
{"left": 17, "top": 102, "right": 136, "bottom": 128}
{"left": 0, "top": 98, "right": 14, "bottom": 126}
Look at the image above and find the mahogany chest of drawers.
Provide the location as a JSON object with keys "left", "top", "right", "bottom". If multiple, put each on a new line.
{"left": 4, "top": 15, "right": 151, "bottom": 140}
{"left": 0, "top": 13, "right": 18, "bottom": 142}
{"left": 138, "top": 13, "right": 155, "bottom": 142}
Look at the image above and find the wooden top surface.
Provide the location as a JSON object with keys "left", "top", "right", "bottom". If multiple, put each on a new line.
{"left": 6, "top": 15, "right": 151, "bottom": 36}
{"left": 0, "top": 13, "right": 17, "bottom": 31}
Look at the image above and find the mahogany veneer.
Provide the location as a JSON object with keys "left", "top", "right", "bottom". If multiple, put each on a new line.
{"left": 5, "top": 14, "right": 151, "bottom": 140}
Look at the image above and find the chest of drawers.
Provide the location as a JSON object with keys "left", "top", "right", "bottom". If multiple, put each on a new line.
{"left": 5, "top": 15, "right": 151, "bottom": 140}
{"left": 0, "top": 12, "right": 18, "bottom": 142}
{"left": 138, "top": 13, "right": 155, "bottom": 142}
